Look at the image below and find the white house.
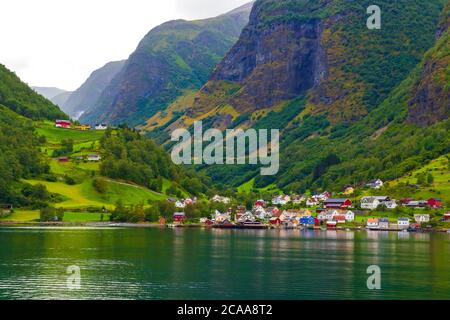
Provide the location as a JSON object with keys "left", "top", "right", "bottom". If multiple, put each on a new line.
{"left": 306, "top": 198, "right": 319, "bottom": 207}
{"left": 414, "top": 214, "right": 430, "bottom": 223}
{"left": 95, "top": 124, "right": 108, "bottom": 130}
{"left": 272, "top": 195, "right": 290, "bottom": 206}
{"left": 87, "top": 154, "right": 102, "bottom": 162}
{"left": 345, "top": 210, "right": 355, "bottom": 222}
{"left": 361, "top": 197, "right": 381, "bottom": 210}
{"left": 215, "top": 210, "right": 232, "bottom": 223}
{"left": 367, "top": 218, "right": 379, "bottom": 228}
{"left": 366, "top": 179, "right": 384, "bottom": 189}
{"left": 237, "top": 212, "right": 255, "bottom": 223}
{"left": 292, "top": 195, "right": 305, "bottom": 205}
{"left": 175, "top": 201, "right": 186, "bottom": 209}
{"left": 397, "top": 218, "right": 410, "bottom": 229}
{"left": 212, "top": 195, "right": 231, "bottom": 204}
{"left": 326, "top": 210, "right": 338, "bottom": 221}
{"left": 383, "top": 200, "right": 398, "bottom": 209}
{"left": 360, "top": 196, "right": 392, "bottom": 210}
{"left": 253, "top": 207, "right": 269, "bottom": 220}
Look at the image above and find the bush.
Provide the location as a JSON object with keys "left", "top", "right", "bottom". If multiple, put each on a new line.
{"left": 43, "top": 174, "right": 58, "bottom": 182}
{"left": 64, "top": 175, "right": 76, "bottom": 185}
{"left": 93, "top": 177, "right": 108, "bottom": 194}
{"left": 40, "top": 206, "right": 64, "bottom": 222}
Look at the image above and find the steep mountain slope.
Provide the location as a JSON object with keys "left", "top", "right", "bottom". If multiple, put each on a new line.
{"left": 185, "top": 0, "right": 445, "bottom": 124}
{"left": 407, "top": 2, "right": 450, "bottom": 126}
{"left": 143, "top": 0, "right": 449, "bottom": 192}
{"left": 63, "top": 60, "right": 125, "bottom": 119}
{"left": 1, "top": 64, "right": 66, "bottom": 120}
{"left": 0, "top": 64, "right": 67, "bottom": 205}
{"left": 80, "top": 2, "right": 254, "bottom": 126}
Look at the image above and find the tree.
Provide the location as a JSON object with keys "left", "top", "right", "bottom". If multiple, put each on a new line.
{"left": 145, "top": 206, "right": 160, "bottom": 222}
{"left": 40, "top": 206, "right": 64, "bottom": 222}
{"left": 93, "top": 177, "right": 108, "bottom": 194}
{"left": 427, "top": 173, "right": 434, "bottom": 185}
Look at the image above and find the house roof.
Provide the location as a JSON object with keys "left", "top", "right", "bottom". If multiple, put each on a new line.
{"left": 368, "top": 218, "right": 379, "bottom": 223}
{"left": 325, "top": 198, "right": 350, "bottom": 203}
{"left": 173, "top": 212, "right": 186, "bottom": 217}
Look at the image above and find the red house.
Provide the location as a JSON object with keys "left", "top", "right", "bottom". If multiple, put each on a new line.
{"left": 333, "top": 215, "right": 347, "bottom": 224}
{"left": 58, "top": 157, "right": 69, "bottom": 163}
{"left": 427, "top": 198, "right": 442, "bottom": 209}
{"left": 173, "top": 212, "right": 186, "bottom": 224}
{"left": 324, "top": 198, "right": 352, "bottom": 209}
{"left": 443, "top": 213, "right": 450, "bottom": 221}
{"left": 55, "top": 120, "right": 71, "bottom": 129}
{"left": 269, "top": 217, "right": 281, "bottom": 225}
{"left": 254, "top": 200, "right": 266, "bottom": 207}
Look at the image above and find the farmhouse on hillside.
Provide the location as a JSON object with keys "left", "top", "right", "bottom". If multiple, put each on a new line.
{"left": 87, "top": 154, "right": 102, "bottom": 162}
{"left": 55, "top": 120, "right": 71, "bottom": 129}
{"left": 95, "top": 124, "right": 108, "bottom": 130}
{"left": 324, "top": 198, "right": 352, "bottom": 209}
{"left": 366, "top": 179, "right": 384, "bottom": 189}
{"left": 414, "top": 214, "right": 430, "bottom": 223}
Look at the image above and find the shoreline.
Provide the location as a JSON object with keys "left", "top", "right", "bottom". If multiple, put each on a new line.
{"left": 0, "top": 221, "right": 449, "bottom": 233}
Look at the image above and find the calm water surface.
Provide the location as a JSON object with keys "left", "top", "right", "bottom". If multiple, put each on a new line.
{"left": 0, "top": 227, "right": 449, "bottom": 300}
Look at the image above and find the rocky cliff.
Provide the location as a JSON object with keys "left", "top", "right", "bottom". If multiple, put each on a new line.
{"left": 187, "top": 0, "right": 444, "bottom": 124}
{"left": 407, "top": 2, "right": 450, "bottom": 126}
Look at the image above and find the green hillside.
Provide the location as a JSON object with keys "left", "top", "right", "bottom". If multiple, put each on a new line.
{"left": 386, "top": 154, "right": 450, "bottom": 204}
{"left": 0, "top": 64, "right": 66, "bottom": 120}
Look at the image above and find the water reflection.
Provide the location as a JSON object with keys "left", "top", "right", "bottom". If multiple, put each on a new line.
{"left": 0, "top": 227, "right": 449, "bottom": 300}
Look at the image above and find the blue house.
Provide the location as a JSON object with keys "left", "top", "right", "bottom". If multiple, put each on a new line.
{"left": 300, "top": 216, "right": 316, "bottom": 226}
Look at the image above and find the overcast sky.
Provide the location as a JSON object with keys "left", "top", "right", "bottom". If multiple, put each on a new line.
{"left": 0, "top": 0, "right": 250, "bottom": 91}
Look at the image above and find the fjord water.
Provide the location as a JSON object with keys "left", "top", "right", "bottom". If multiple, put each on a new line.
{"left": 0, "top": 227, "right": 449, "bottom": 300}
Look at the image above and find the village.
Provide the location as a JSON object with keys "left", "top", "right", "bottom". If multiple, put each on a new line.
{"left": 170, "top": 183, "right": 449, "bottom": 232}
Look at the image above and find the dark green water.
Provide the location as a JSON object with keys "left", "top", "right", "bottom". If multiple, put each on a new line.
{"left": 0, "top": 227, "right": 449, "bottom": 300}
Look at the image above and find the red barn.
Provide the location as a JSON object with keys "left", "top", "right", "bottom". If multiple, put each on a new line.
{"left": 427, "top": 198, "right": 442, "bottom": 209}
{"left": 324, "top": 198, "right": 352, "bottom": 209}
{"left": 55, "top": 120, "right": 71, "bottom": 129}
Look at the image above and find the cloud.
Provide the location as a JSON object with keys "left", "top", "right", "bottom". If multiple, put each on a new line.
{"left": 174, "top": 0, "right": 250, "bottom": 19}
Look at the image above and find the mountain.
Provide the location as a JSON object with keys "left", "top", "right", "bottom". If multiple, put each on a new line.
{"left": 51, "top": 91, "right": 73, "bottom": 108}
{"left": 79, "top": 2, "right": 254, "bottom": 126}
{"left": 0, "top": 64, "right": 67, "bottom": 205}
{"left": 63, "top": 60, "right": 125, "bottom": 119}
{"left": 32, "top": 87, "right": 68, "bottom": 100}
{"left": 1, "top": 65, "right": 66, "bottom": 120}
{"left": 407, "top": 2, "right": 450, "bottom": 126}
{"left": 143, "top": 0, "right": 449, "bottom": 192}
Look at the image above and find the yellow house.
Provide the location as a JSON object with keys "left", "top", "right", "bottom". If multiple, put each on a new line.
{"left": 75, "top": 125, "right": 91, "bottom": 131}
{"left": 344, "top": 187, "right": 355, "bottom": 195}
